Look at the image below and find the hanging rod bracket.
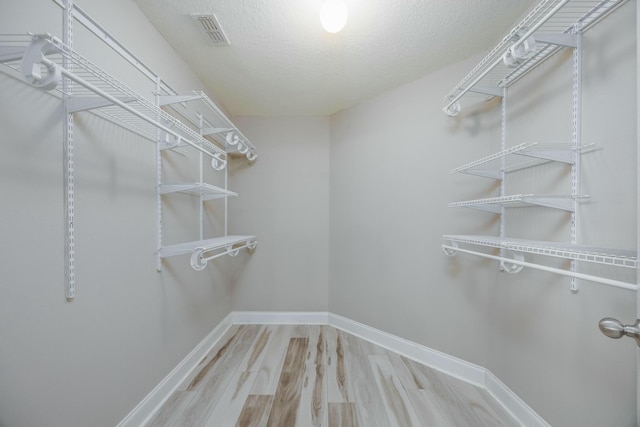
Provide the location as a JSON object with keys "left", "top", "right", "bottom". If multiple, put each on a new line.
{"left": 442, "top": 240, "right": 459, "bottom": 256}
{"left": 210, "top": 153, "right": 227, "bottom": 171}
{"left": 501, "top": 252, "right": 525, "bottom": 274}
{"left": 190, "top": 247, "right": 207, "bottom": 271}
{"left": 443, "top": 102, "right": 461, "bottom": 117}
{"left": 21, "top": 34, "right": 62, "bottom": 90}
{"left": 159, "top": 129, "right": 180, "bottom": 150}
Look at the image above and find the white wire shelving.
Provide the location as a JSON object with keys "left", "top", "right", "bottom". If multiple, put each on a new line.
{"left": 154, "top": 88, "right": 257, "bottom": 271}
{"left": 153, "top": 86, "right": 259, "bottom": 270}
{"left": 443, "top": 235, "right": 636, "bottom": 268}
{"left": 159, "top": 235, "right": 257, "bottom": 271}
{"left": 441, "top": 235, "right": 637, "bottom": 291}
{"left": 159, "top": 183, "right": 238, "bottom": 200}
{"left": 1, "top": 6, "right": 258, "bottom": 283}
{"left": 451, "top": 142, "right": 595, "bottom": 179}
{"left": 442, "top": 0, "right": 633, "bottom": 292}
{"left": 443, "top": 0, "right": 627, "bottom": 116}
{"left": 449, "top": 194, "right": 586, "bottom": 213}
{"left": 159, "top": 90, "right": 257, "bottom": 161}
{"left": 0, "top": 33, "right": 229, "bottom": 169}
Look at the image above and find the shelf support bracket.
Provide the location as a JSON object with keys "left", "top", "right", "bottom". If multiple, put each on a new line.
{"left": 468, "top": 86, "right": 503, "bottom": 97}
{"left": 534, "top": 32, "right": 577, "bottom": 48}
{"left": 68, "top": 96, "right": 136, "bottom": 113}
{"left": 202, "top": 127, "right": 232, "bottom": 136}
{"left": 158, "top": 94, "right": 203, "bottom": 106}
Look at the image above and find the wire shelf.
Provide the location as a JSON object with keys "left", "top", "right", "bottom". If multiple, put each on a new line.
{"left": 159, "top": 235, "right": 257, "bottom": 258}
{"left": 443, "top": 0, "right": 627, "bottom": 115}
{"left": 449, "top": 194, "right": 585, "bottom": 213}
{"left": 443, "top": 234, "right": 637, "bottom": 268}
{"left": 159, "top": 183, "right": 238, "bottom": 200}
{"left": 451, "top": 143, "right": 595, "bottom": 179}
{"left": 0, "top": 33, "right": 227, "bottom": 162}
{"left": 159, "top": 90, "right": 256, "bottom": 159}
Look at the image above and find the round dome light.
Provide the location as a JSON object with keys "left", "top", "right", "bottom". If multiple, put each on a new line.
{"left": 320, "top": 0, "right": 348, "bottom": 33}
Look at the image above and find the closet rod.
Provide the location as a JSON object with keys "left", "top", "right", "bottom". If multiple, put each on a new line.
{"left": 441, "top": 244, "right": 637, "bottom": 292}
{"left": 34, "top": 55, "right": 225, "bottom": 161}
{"left": 190, "top": 240, "right": 257, "bottom": 271}
{"left": 443, "top": 0, "right": 569, "bottom": 114}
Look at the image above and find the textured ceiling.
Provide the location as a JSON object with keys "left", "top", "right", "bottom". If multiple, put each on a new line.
{"left": 133, "top": 0, "right": 534, "bottom": 116}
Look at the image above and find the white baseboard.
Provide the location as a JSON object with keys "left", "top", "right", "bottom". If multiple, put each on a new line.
{"left": 117, "top": 313, "right": 234, "bottom": 427}
{"left": 327, "top": 313, "right": 487, "bottom": 387}
{"left": 119, "top": 310, "right": 548, "bottom": 427}
{"left": 485, "top": 370, "right": 551, "bottom": 427}
{"left": 231, "top": 310, "right": 329, "bottom": 325}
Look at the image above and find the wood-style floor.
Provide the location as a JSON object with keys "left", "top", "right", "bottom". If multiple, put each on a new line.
{"left": 147, "top": 324, "right": 517, "bottom": 427}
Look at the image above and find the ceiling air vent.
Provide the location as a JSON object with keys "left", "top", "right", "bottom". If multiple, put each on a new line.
{"left": 190, "top": 14, "right": 230, "bottom": 46}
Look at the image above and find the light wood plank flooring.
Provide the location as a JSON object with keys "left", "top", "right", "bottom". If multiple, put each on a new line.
{"left": 147, "top": 325, "right": 517, "bottom": 427}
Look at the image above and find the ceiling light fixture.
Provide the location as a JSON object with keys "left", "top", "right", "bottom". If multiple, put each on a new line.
{"left": 320, "top": 0, "right": 348, "bottom": 33}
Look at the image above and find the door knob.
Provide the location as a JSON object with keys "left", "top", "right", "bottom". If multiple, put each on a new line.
{"left": 599, "top": 318, "right": 640, "bottom": 346}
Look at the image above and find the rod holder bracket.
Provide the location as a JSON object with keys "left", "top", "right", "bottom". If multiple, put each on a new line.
{"left": 443, "top": 102, "right": 461, "bottom": 117}
{"left": 501, "top": 252, "right": 525, "bottom": 274}
{"left": 190, "top": 247, "right": 207, "bottom": 271}
{"left": 21, "top": 35, "right": 61, "bottom": 90}
{"left": 442, "top": 241, "right": 459, "bottom": 256}
{"left": 210, "top": 153, "right": 227, "bottom": 171}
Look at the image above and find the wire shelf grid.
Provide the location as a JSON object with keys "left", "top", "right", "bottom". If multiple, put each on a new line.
{"left": 158, "top": 88, "right": 256, "bottom": 156}
{"left": 450, "top": 142, "right": 594, "bottom": 179}
{"left": 444, "top": 0, "right": 627, "bottom": 112}
{"left": 159, "top": 235, "right": 257, "bottom": 258}
{"left": 0, "top": 33, "right": 226, "bottom": 160}
{"left": 443, "top": 234, "right": 637, "bottom": 268}
{"left": 449, "top": 194, "right": 584, "bottom": 212}
{"left": 159, "top": 182, "right": 238, "bottom": 200}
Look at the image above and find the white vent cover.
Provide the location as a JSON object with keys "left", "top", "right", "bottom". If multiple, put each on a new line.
{"left": 190, "top": 14, "right": 230, "bottom": 46}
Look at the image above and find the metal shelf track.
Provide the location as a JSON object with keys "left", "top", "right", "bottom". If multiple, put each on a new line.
{"left": 443, "top": 0, "right": 627, "bottom": 115}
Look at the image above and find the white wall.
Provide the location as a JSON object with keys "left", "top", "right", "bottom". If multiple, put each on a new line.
{"left": 0, "top": 1, "right": 240, "bottom": 426}
{"left": 329, "top": 2, "right": 637, "bottom": 426}
{"left": 228, "top": 116, "right": 330, "bottom": 312}
{"left": 329, "top": 53, "right": 502, "bottom": 369}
